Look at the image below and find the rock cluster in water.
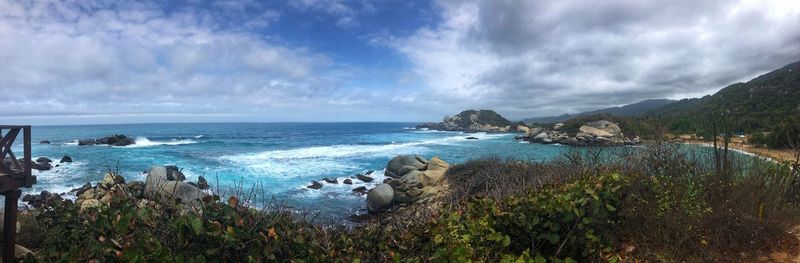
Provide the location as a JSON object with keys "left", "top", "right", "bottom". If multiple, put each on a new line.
{"left": 2, "top": 155, "right": 72, "bottom": 171}
{"left": 516, "top": 120, "right": 641, "bottom": 146}
{"left": 78, "top": 134, "right": 136, "bottom": 146}
{"left": 305, "top": 171, "right": 376, "bottom": 192}
{"left": 366, "top": 155, "right": 450, "bottom": 213}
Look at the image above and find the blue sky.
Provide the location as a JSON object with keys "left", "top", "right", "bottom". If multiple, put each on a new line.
{"left": 0, "top": 0, "right": 799, "bottom": 125}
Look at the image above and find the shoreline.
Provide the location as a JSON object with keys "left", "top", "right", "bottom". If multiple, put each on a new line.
{"left": 683, "top": 140, "right": 798, "bottom": 163}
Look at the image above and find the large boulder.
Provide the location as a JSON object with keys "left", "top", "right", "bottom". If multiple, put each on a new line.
{"left": 525, "top": 127, "right": 543, "bottom": 138}
{"left": 580, "top": 120, "right": 623, "bottom": 138}
{"left": 367, "top": 184, "right": 394, "bottom": 213}
{"left": 59, "top": 156, "right": 73, "bottom": 163}
{"left": 144, "top": 166, "right": 206, "bottom": 206}
{"left": 385, "top": 155, "right": 428, "bottom": 178}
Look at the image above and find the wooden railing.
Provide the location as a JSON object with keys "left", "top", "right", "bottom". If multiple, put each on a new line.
{"left": 0, "top": 125, "right": 36, "bottom": 262}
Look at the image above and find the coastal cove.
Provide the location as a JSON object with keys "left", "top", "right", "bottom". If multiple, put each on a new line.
{"left": 16, "top": 122, "right": 578, "bottom": 221}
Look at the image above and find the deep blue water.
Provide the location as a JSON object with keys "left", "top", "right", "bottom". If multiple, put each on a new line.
{"left": 11, "top": 122, "right": 570, "bottom": 220}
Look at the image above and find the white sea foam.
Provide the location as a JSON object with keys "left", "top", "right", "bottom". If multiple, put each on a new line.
{"left": 64, "top": 140, "right": 79, "bottom": 146}
{"left": 127, "top": 137, "right": 198, "bottom": 147}
{"left": 26, "top": 160, "right": 86, "bottom": 198}
{"left": 219, "top": 135, "right": 476, "bottom": 179}
{"left": 194, "top": 135, "right": 205, "bottom": 139}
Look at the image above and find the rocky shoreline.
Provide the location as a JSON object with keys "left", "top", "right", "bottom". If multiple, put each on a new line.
{"left": 21, "top": 165, "right": 211, "bottom": 211}
{"left": 416, "top": 108, "right": 641, "bottom": 146}
{"left": 515, "top": 120, "right": 641, "bottom": 146}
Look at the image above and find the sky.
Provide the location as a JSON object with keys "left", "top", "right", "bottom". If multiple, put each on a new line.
{"left": 0, "top": 0, "right": 799, "bottom": 125}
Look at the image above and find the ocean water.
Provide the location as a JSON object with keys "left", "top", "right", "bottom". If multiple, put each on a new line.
{"left": 11, "top": 122, "right": 569, "bottom": 220}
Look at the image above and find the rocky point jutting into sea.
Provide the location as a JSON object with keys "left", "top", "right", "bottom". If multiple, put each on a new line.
{"left": 416, "top": 109, "right": 641, "bottom": 146}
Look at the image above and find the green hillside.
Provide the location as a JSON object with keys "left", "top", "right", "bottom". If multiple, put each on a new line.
{"left": 647, "top": 60, "right": 800, "bottom": 146}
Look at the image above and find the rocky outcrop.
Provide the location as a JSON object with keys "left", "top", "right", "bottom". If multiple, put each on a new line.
{"left": 385, "top": 155, "right": 428, "bottom": 178}
{"left": 416, "top": 109, "right": 515, "bottom": 132}
{"left": 22, "top": 191, "right": 62, "bottom": 208}
{"left": 59, "top": 155, "right": 73, "bottom": 163}
{"left": 366, "top": 155, "right": 450, "bottom": 213}
{"left": 39, "top": 140, "right": 50, "bottom": 144}
{"left": 78, "top": 134, "right": 135, "bottom": 146}
{"left": 74, "top": 172, "right": 135, "bottom": 210}
{"left": 516, "top": 120, "right": 641, "bottom": 146}
{"left": 144, "top": 166, "right": 207, "bottom": 206}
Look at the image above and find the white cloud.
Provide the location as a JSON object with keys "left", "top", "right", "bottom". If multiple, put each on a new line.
{"left": 390, "top": 0, "right": 800, "bottom": 119}
{"left": 0, "top": 0, "right": 370, "bottom": 122}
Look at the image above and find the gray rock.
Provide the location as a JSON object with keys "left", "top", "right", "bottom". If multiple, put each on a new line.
{"left": 144, "top": 166, "right": 207, "bottom": 206}
{"left": 39, "top": 140, "right": 50, "bottom": 144}
{"left": 72, "top": 182, "right": 92, "bottom": 196}
{"left": 352, "top": 186, "right": 368, "bottom": 195}
{"left": 323, "top": 178, "right": 338, "bottom": 184}
{"left": 36, "top": 157, "right": 52, "bottom": 163}
{"left": 343, "top": 179, "right": 353, "bottom": 185}
{"left": 399, "top": 171, "right": 423, "bottom": 188}
{"left": 96, "top": 134, "right": 135, "bottom": 146}
{"left": 59, "top": 155, "right": 73, "bottom": 163}
{"left": 100, "top": 172, "right": 126, "bottom": 189}
{"left": 397, "top": 165, "right": 421, "bottom": 177}
{"left": 356, "top": 174, "right": 374, "bottom": 182}
{"left": 307, "top": 181, "right": 323, "bottom": 189}
{"left": 367, "top": 184, "right": 394, "bottom": 213}
{"left": 127, "top": 181, "right": 145, "bottom": 198}
{"left": 165, "top": 166, "right": 186, "bottom": 181}
{"left": 465, "top": 136, "right": 479, "bottom": 140}
{"left": 78, "top": 139, "right": 96, "bottom": 146}
{"left": 35, "top": 161, "right": 51, "bottom": 171}
{"left": 197, "top": 176, "right": 209, "bottom": 190}
{"left": 385, "top": 155, "right": 428, "bottom": 178}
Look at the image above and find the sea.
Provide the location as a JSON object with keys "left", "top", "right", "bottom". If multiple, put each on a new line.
{"left": 7, "top": 122, "right": 730, "bottom": 221}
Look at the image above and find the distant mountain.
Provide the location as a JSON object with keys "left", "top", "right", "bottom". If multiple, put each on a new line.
{"left": 645, "top": 60, "right": 800, "bottom": 134}
{"left": 523, "top": 99, "right": 675, "bottom": 124}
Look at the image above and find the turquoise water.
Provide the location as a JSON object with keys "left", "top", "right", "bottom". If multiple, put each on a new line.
{"left": 12, "top": 122, "right": 569, "bottom": 220}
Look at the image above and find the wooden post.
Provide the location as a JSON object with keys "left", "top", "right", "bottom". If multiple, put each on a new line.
{"left": 2, "top": 189, "right": 20, "bottom": 262}
{"left": 24, "top": 127, "right": 31, "bottom": 185}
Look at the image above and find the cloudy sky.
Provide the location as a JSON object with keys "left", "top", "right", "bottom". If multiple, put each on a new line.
{"left": 1, "top": 0, "right": 799, "bottom": 125}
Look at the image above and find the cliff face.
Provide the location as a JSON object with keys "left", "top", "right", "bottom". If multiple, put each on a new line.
{"left": 416, "top": 109, "right": 514, "bottom": 132}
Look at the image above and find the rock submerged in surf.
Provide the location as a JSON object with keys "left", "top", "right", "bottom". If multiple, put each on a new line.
{"left": 323, "top": 178, "right": 338, "bottom": 184}
{"left": 307, "top": 181, "right": 323, "bottom": 190}
{"left": 78, "top": 134, "right": 135, "bottom": 146}
{"left": 356, "top": 174, "right": 374, "bottom": 182}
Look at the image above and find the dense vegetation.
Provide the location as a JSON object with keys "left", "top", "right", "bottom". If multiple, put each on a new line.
{"left": 15, "top": 142, "right": 800, "bottom": 262}
{"left": 453, "top": 109, "right": 513, "bottom": 128}
{"left": 647, "top": 61, "right": 800, "bottom": 146}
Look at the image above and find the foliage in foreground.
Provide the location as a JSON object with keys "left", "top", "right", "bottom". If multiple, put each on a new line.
{"left": 16, "top": 144, "right": 800, "bottom": 262}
